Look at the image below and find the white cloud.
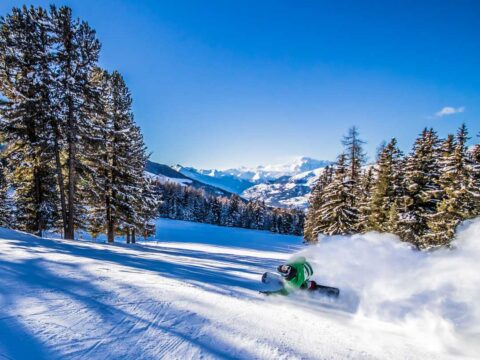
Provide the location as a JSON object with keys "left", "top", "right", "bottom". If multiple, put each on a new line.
{"left": 435, "top": 106, "right": 465, "bottom": 117}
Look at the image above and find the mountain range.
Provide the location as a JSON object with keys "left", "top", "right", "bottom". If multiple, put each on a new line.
{"left": 148, "top": 157, "right": 333, "bottom": 209}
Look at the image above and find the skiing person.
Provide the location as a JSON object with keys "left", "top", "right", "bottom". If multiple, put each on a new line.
{"left": 261, "top": 256, "right": 339, "bottom": 296}
{"left": 278, "top": 256, "right": 317, "bottom": 291}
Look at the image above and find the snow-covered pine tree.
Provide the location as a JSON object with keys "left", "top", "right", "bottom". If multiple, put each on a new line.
{"left": 100, "top": 71, "right": 143, "bottom": 242}
{"left": 341, "top": 126, "right": 367, "bottom": 200}
{"left": 311, "top": 127, "right": 366, "bottom": 236}
{"left": 471, "top": 133, "right": 480, "bottom": 216}
{"left": 356, "top": 166, "right": 374, "bottom": 233}
{"left": 225, "top": 194, "right": 241, "bottom": 227}
{"left": 50, "top": 5, "right": 101, "bottom": 239}
{"left": 207, "top": 197, "right": 222, "bottom": 225}
{"left": 314, "top": 154, "right": 358, "bottom": 235}
{"left": 394, "top": 128, "right": 441, "bottom": 248}
{"left": 0, "top": 6, "right": 59, "bottom": 236}
{"left": 367, "top": 138, "right": 404, "bottom": 233}
{"left": 427, "top": 125, "right": 477, "bottom": 246}
{"left": 134, "top": 175, "right": 160, "bottom": 242}
{"left": 252, "top": 200, "right": 267, "bottom": 230}
{"left": 0, "top": 159, "right": 12, "bottom": 227}
{"left": 129, "top": 128, "right": 160, "bottom": 242}
{"left": 84, "top": 67, "right": 110, "bottom": 239}
{"left": 303, "top": 165, "right": 333, "bottom": 242}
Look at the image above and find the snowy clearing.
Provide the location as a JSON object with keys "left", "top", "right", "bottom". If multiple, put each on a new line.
{"left": 1, "top": 219, "right": 479, "bottom": 359}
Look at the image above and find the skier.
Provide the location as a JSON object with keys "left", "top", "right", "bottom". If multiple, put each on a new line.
{"left": 261, "top": 256, "right": 339, "bottom": 297}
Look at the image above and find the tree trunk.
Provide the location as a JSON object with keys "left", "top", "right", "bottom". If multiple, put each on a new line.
{"left": 33, "top": 166, "right": 43, "bottom": 237}
{"left": 106, "top": 195, "right": 114, "bottom": 243}
{"left": 66, "top": 99, "right": 76, "bottom": 240}
{"left": 126, "top": 228, "right": 130, "bottom": 244}
{"left": 26, "top": 113, "right": 43, "bottom": 237}
{"left": 131, "top": 228, "right": 136, "bottom": 244}
{"left": 51, "top": 121, "right": 68, "bottom": 238}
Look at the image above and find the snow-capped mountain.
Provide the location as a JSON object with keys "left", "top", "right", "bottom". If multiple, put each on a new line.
{"left": 222, "top": 156, "right": 332, "bottom": 183}
{"left": 146, "top": 161, "right": 235, "bottom": 198}
{"left": 172, "top": 157, "right": 333, "bottom": 209}
{"left": 241, "top": 167, "right": 327, "bottom": 209}
{"left": 172, "top": 165, "right": 255, "bottom": 194}
{"left": 174, "top": 157, "right": 332, "bottom": 195}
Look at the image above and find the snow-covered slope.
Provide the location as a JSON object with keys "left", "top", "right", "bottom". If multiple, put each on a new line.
{"left": 1, "top": 219, "right": 479, "bottom": 359}
{"left": 145, "top": 171, "right": 192, "bottom": 186}
{"left": 242, "top": 167, "right": 326, "bottom": 209}
{"left": 146, "top": 160, "right": 235, "bottom": 198}
{"left": 173, "top": 165, "right": 254, "bottom": 194}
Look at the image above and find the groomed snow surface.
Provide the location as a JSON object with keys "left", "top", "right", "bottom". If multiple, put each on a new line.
{"left": 1, "top": 219, "right": 479, "bottom": 359}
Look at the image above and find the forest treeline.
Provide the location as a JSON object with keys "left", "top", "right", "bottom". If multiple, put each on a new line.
{"left": 304, "top": 125, "right": 480, "bottom": 249}
{"left": 157, "top": 181, "right": 305, "bottom": 235}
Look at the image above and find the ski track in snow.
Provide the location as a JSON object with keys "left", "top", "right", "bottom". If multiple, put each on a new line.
{"left": 0, "top": 220, "right": 476, "bottom": 359}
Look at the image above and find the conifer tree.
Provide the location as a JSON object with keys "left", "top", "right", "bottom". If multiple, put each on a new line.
{"left": 225, "top": 194, "right": 241, "bottom": 227}
{"left": 314, "top": 154, "right": 357, "bottom": 235}
{"left": 0, "top": 6, "right": 59, "bottom": 236}
{"left": 342, "top": 126, "right": 367, "bottom": 189}
{"left": 356, "top": 166, "right": 374, "bottom": 233}
{"left": 85, "top": 68, "right": 110, "bottom": 239}
{"left": 0, "top": 159, "right": 12, "bottom": 227}
{"left": 367, "top": 138, "right": 404, "bottom": 232}
{"left": 471, "top": 133, "right": 480, "bottom": 216}
{"left": 50, "top": 5, "right": 101, "bottom": 239}
{"left": 134, "top": 175, "right": 160, "bottom": 242}
{"left": 394, "top": 129, "right": 441, "bottom": 248}
{"left": 428, "top": 125, "right": 478, "bottom": 246}
{"left": 303, "top": 166, "right": 333, "bottom": 242}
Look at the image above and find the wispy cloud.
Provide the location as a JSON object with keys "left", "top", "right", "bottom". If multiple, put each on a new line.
{"left": 435, "top": 106, "right": 465, "bottom": 118}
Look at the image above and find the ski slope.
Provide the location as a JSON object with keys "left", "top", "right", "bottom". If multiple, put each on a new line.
{"left": 0, "top": 219, "right": 479, "bottom": 359}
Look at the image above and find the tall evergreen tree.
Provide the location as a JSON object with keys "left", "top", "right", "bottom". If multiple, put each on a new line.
{"left": 133, "top": 175, "right": 160, "bottom": 242}
{"left": 314, "top": 154, "right": 357, "bottom": 235}
{"left": 0, "top": 6, "right": 59, "bottom": 236}
{"left": 303, "top": 165, "right": 333, "bottom": 242}
{"left": 394, "top": 129, "right": 441, "bottom": 248}
{"left": 50, "top": 5, "right": 101, "bottom": 239}
{"left": 428, "top": 125, "right": 478, "bottom": 246}
{"left": 225, "top": 194, "right": 241, "bottom": 227}
{"left": 342, "top": 126, "right": 367, "bottom": 187}
{"left": 471, "top": 133, "right": 480, "bottom": 216}
{"left": 0, "top": 159, "right": 12, "bottom": 227}
{"left": 356, "top": 166, "right": 374, "bottom": 233}
{"left": 367, "top": 138, "right": 404, "bottom": 232}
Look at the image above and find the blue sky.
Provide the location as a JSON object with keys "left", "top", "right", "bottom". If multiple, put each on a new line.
{"left": 1, "top": 1, "right": 479, "bottom": 169}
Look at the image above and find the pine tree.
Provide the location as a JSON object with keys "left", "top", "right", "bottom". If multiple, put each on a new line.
{"left": 428, "top": 125, "right": 477, "bottom": 246}
{"left": 356, "top": 166, "right": 374, "bottom": 233}
{"left": 225, "top": 194, "right": 241, "bottom": 227}
{"left": 342, "top": 126, "right": 367, "bottom": 190}
{"left": 0, "top": 159, "right": 12, "bottom": 227}
{"left": 471, "top": 133, "right": 480, "bottom": 216}
{"left": 367, "top": 138, "right": 404, "bottom": 232}
{"left": 207, "top": 197, "right": 222, "bottom": 225}
{"left": 134, "top": 175, "right": 160, "bottom": 241}
{"left": 50, "top": 5, "right": 101, "bottom": 239}
{"left": 85, "top": 68, "right": 110, "bottom": 239}
{"left": 314, "top": 154, "right": 358, "bottom": 235}
{"left": 303, "top": 166, "right": 333, "bottom": 242}
{"left": 0, "top": 6, "right": 59, "bottom": 236}
{"left": 395, "top": 128, "right": 441, "bottom": 248}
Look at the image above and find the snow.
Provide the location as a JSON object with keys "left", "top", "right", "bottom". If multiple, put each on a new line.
{"left": 1, "top": 219, "right": 480, "bottom": 359}
{"left": 145, "top": 171, "right": 192, "bottom": 186}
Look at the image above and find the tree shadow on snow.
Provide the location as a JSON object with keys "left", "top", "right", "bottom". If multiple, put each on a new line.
{"left": 0, "top": 253, "right": 262, "bottom": 360}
